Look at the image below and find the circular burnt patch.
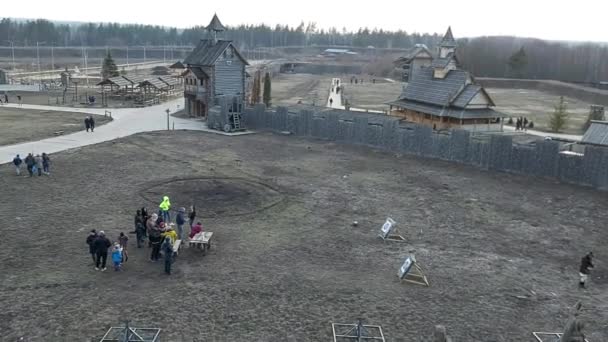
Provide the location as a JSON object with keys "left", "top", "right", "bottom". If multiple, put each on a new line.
{"left": 140, "top": 177, "right": 283, "bottom": 218}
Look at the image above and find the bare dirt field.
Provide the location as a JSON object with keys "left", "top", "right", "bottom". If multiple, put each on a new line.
{"left": 340, "top": 77, "right": 401, "bottom": 111}
{"left": 0, "top": 107, "right": 111, "bottom": 146}
{"left": 0, "top": 131, "right": 607, "bottom": 341}
{"left": 271, "top": 73, "right": 333, "bottom": 107}
{"left": 486, "top": 88, "right": 593, "bottom": 134}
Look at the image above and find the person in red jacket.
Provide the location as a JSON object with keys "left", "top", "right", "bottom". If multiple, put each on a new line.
{"left": 189, "top": 222, "right": 203, "bottom": 239}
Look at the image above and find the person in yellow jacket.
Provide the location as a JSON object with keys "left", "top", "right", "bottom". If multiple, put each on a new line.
{"left": 161, "top": 227, "right": 178, "bottom": 244}
{"left": 159, "top": 196, "right": 171, "bottom": 223}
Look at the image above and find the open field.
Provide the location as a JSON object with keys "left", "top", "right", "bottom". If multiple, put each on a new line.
{"left": 0, "top": 130, "right": 606, "bottom": 341}
{"left": 340, "top": 77, "right": 401, "bottom": 111}
{"left": 271, "top": 73, "right": 333, "bottom": 107}
{"left": 487, "top": 88, "right": 593, "bottom": 134}
{"left": 0, "top": 107, "right": 111, "bottom": 146}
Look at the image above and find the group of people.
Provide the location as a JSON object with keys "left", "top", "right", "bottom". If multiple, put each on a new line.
{"left": 86, "top": 195, "right": 202, "bottom": 276}
{"left": 86, "top": 230, "right": 129, "bottom": 271}
{"left": 12, "top": 153, "right": 51, "bottom": 177}
{"left": 515, "top": 117, "right": 531, "bottom": 131}
{"left": 84, "top": 116, "right": 96, "bottom": 132}
{"left": 0, "top": 94, "right": 22, "bottom": 106}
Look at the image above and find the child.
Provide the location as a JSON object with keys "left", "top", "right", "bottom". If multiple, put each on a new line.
{"left": 119, "top": 232, "right": 129, "bottom": 262}
{"left": 111, "top": 243, "right": 123, "bottom": 271}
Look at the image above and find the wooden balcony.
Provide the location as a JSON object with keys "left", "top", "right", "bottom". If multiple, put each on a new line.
{"left": 185, "top": 85, "right": 207, "bottom": 100}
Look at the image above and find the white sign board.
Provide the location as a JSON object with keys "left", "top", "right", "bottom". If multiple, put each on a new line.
{"left": 398, "top": 256, "right": 414, "bottom": 279}
{"left": 379, "top": 218, "right": 396, "bottom": 239}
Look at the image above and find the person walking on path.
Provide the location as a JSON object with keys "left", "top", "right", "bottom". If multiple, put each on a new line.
{"left": 111, "top": 243, "right": 123, "bottom": 271}
{"left": 579, "top": 252, "right": 594, "bottom": 288}
{"left": 17, "top": 95, "right": 22, "bottom": 107}
{"left": 329, "top": 98, "right": 333, "bottom": 107}
{"left": 86, "top": 229, "right": 98, "bottom": 265}
{"left": 4, "top": 94, "right": 7, "bottom": 103}
{"left": 118, "top": 232, "right": 129, "bottom": 262}
{"left": 34, "top": 154, "right": 43, "bottom": 176}
{"left": 162, "top": 237, "right": 174, "bottom": 275}
{"left": 24, "top": 153, "right": 35, "bottom": 177}
{"left": 84, "top": 117, "right": 91, "bottom": 132}
{"left": 42, "top": 153, "right": 50, "bottom": 175}
{"left": 89, "top": 116, "right": 95, "bottom": 132}
{"left": 93, "top": 231, "right": 112, "bottom": 271}
{"left": 159, "top": 196, "right": 171, "bottom": 223}
{"left": 12, "top": 154, "right": 22, "bottom": 176}
{"left": 176, "top": 207, "right": 186, "bottom": 240}
{"left": 188, "top": 205, "right": 196, "bottom": 229}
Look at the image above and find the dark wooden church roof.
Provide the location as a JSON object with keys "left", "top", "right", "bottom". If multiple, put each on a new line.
{"left": 440, "top": 26, "right": 457, "bottom": 47}
{"left": 391, "top": 66, "right": 501, "bottom": 119}
{"left": 169, "top": 61, "right": 185, "bottom": 69}
{"left": 183, "top": 39, "right": 248, "bottom": 67}
{"left": 206, "top": 14, "right": 226, "bottom": 32}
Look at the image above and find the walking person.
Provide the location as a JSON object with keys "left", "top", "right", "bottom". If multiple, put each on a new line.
{"left": 159, "top": 196, "right": 171, "bottom": 223}
{"left": 84, "top": 117, "right": 91, "bottom": 132}
{"left": 17, "top": 95, "right": 22, "bottom": 106}
{"left": 86, "top": 229, "right": 98, "bottom": 265}
{"left": 188, "top": 205, "right": 196, "bottom": 229}
{"left": 93, "top": 231, "right": 112, "bottom": 271}
{"left": 176, "top": 207, "right": 186, "bottom": 241}
{"left": 162, "top": 237, "right": 174, "bottom": 275}
{"left": 118, "top": 232, "right": 129, "bottom": 262}
{"left": 12, "top": 154, "right": 22, "bottom": 176}
{"left": 42, "top": 153, "right": 51, "bottom": 175}
{"left": 34, "top": 154, "right": 43, "bottom": 176}
{"left": 523, "top": 117, "right": 529, "bottom": 131}
{"left": 4, "top": 94, "right": 8, "bottom": 103}
{"left": 579, "top": 252, "right": 594, "bottom": 289}
{"left": 329, "top": 98, "right": 333, "bottom": 107}
{"left": 111, "top": 243, "right": 123, "bottom": 271}
{"left": 89, "top": 116, "right": 95, "bottom": 132}
{"left": 24, "top": 153, "right": 35, "bottom": 177}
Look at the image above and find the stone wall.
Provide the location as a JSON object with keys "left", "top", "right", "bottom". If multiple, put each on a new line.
{"left": 243, "top": 105, "right": 608, "bottom": 191}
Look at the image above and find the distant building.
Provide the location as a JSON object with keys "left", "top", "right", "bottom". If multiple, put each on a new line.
{"left": 582, "top": 120, "right": 608, "bottom": 146}
{"left": 388, "top": 27, "right": 504, "bottom": 131}
{"left": 0, "top": 69, "right": 7, "bottom": 84}
{"left": 321, "top": 48, "right": 358, "bottom": 56}
{"left": 394, "top": 44, "right": 433, "bottom": 82}
{"left": 182, "top": 14, "right": 249, "bottom": 118}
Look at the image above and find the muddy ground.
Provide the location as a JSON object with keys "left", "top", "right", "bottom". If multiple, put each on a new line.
{"left": 0, "top": 107, "right": 111, "bottom": 146}
{"left": 0, "top": 131, "right": 607, "bottom": 341}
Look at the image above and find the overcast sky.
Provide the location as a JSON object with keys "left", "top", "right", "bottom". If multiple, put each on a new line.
{"left": 4, "top": 0, "right": 608, "bottom": 43}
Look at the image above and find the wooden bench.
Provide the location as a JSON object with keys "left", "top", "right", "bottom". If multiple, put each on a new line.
{"left": 188, "top": 232, "right": 213, "bottom": 255}
{"left": 173, "top": 239, "right": 182, "bottom": 256}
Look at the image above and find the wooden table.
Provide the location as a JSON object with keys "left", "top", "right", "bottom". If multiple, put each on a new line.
{"left": 188, "top": 232, "right": 213, "bottom": 254}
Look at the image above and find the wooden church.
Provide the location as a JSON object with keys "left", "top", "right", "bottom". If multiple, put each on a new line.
{"left": 182, "top": 14, "right": 249, "bottom": 118}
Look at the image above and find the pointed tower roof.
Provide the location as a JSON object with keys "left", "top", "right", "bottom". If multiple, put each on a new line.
{"left": 440, "top": 26, "right": 457, "bottom": 47}
{"left": 206, "top": 14, "right": 226, "bottom": 32}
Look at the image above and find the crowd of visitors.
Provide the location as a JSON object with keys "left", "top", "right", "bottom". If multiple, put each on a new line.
{"left": 12, "top": 153, "right": 51, "bottom": 177}
{"left": 86, "top": 196, "right": 203, "bottom": 275}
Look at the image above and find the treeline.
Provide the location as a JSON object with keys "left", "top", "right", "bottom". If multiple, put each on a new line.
{"left": 1, "top": 18, "right": 607, "bottom": 83}
{"left": 458, "top": 36, "right": 608, "bottom": 83}
{"left": 0, "top": 18, "right": 440, "bottom": 48}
